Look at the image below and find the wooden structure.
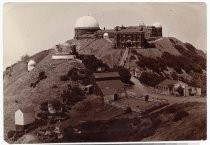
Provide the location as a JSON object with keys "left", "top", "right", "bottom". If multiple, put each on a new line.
{"left": 15, "top": 107, "right": 35, "bottom": 131}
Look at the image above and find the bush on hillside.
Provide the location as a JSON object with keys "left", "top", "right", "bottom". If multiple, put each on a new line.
{"left": 79, "top": 54, "right": 109, "bottom": 72}
{"left": 113, "top": 66, "right": 131, "bottom": 83}
{"left": 135, "top": 45, "right": 205, "bottom": 74}
{"left": 184, "top": 42, "right": 197, "bottom": 52}
{"left": 67, "top": 67, "right": 78, "bottom": 77}
{"left": 7, "top": 130, "right": 15, "bottom": 139}
{"left": 21, "top": 54, "right": 30, "bottom": 61}
{"left": 139, "top": 72, "right": 165, "bottom": 87}
{"left": 52, "top": 84, "right": 58, "bottom": 88}
{"left": 137, "top": 54, "right": 166, "bottom": 74}
{"left": 173, "top": 110, "right": 189, "bottom": 121}
{"left": 130, "top": 55, "right": 136, "bottom": 60}
{"left": 61, "top": 86, "right": 84, "bottom": 105}
{"left": 60, "top": 75, "right": 69, "bottom": 81}
{"left": 38, "top": 71, "right": 47, "bottom": 80}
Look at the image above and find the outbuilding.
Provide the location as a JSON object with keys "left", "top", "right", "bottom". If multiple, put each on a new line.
{"left": 94, "top": 79, "right": 126, "bottom": 102}
{"left": 93, "top": 72, "right": 126, "bottom": 102}
{"left": 15, "top": 107, "right": 35, "bottom": 131}
{"left": 155, "top": 79, "right": 189, "bottom": 96}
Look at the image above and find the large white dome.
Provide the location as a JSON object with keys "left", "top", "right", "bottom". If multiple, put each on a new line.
{"left": 75, "top": 16, "right": 99, "bottom": 28}
{"left": 153, "top": 22, "right": 162, "bottom": 28}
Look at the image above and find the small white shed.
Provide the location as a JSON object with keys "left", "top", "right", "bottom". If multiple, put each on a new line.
{"left": 15, "top": 107, "right": 35, "bottom": 131}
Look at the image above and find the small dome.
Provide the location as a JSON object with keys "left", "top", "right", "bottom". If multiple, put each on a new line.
{"left": 28, "top": 60, "right": 36, "bottom": 66}
{"left": 153, "top": 22, "right": 162, "bottom": 28}
{"left": 103, "top": 33, "right": 109, "bottom": 38}
{"left": 139, "top": 21, "right": 145, "bottom": 26}
{"left": 75, "top": 16, "right": 99, "bottom": 28}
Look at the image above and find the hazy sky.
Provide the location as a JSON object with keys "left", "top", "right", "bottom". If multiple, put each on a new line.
{"left": 3, "top": 2, "right": 206, "bottom": 69}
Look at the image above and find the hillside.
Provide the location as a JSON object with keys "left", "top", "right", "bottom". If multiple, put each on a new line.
{"left": 3, "top": 36, "right": 206, "bottom": 142}
{"left": 60, "top": 102, "right": 206, "bottom": 142}
{"left": 4, "top": 49, "right": 85, "bottom": 137}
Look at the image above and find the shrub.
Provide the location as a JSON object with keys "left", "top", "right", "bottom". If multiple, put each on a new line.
{"left": 139, "top": 72, "right": 165, "bottom": 87}
{"left": 184, "top": 42, "right": 196, "bottom": 52}
{"left": 151, "top": 117, "right": 162, "bottom": 128}
{"left": 113, "top": 66, "right": 131, "bottom": 83}
{"left": 70, "top": 71, "right": 79, "bottom": 81}
{"left": 40, "top": 102, "right": 48, "bottom": 111}
{"left": 125, "top": 106, "right": 132, "bottom": 113}
{"left": 131, "top": 49, "right": 138, "bottom": 55}
{"left": 30, "top": 83, "right": 34, "bottom": 87}
{"left": 79, "top": 54, "right": 109, "bottom": 72}
{"left": 61, "top": 86, "right": 85, "bottom": 105}
{"left": 52, "top": 84, "right": 58, "bottom": 88}
{"left": 82, "top": 77, "right": 91, "bottom": 86}
{"left": 60, "top": 75, "right": 69, "bottom": 81}
{"left": 165, "top": 105, "right": 178, "bottom": 113}
{"left": 67, "top": 67, "right": 78, "bottom": 77}
{"left": 130, "top": 55, "right": 136, "bottom": 60}
{"left": 137, "top": 54, "right": 166, "bottom": 73}
{"left": 38, "top": 71, "right": 47, "bottom": 80}
{"left": 7, "top": 130, "right": 15, "bottom": 139}
{"left": 176, "top": 85, "right": 184, "bottom": 96}
{"left": 21, "top": 54, "right": 30, "bottom": 61}
{"left": 173, "top": 110, "right": 189, "bottom": 121}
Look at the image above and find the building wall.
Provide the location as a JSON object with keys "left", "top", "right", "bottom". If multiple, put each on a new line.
{"left": 15, "top": 110, "right": 24, "bottom": 125}
{"left": 15, "top": 110, "right": 35, "bottom": 126}
{"left": 23, "top": 113, "right": 35, "bottom": 125}
{"left": 15, "top": 124, "right": 31, "bottom": 131}
{"left": 146, "top": 26, "right": 162, "bottom": 38}
{"left": 196, "top": 88, "right": 202, "bottom": 96}
{"left": 155, "top": 86, "right": 170, "bottom": 95}
{"left": 115, "top": 32, "right": 145, "bottom": 49}
{"left": 75, "top": 28, "right": 99, "bottom": 39}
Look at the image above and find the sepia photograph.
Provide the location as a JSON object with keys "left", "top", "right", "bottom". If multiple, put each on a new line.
{"left": 3, "top": 2, "right": 207, "bottom": 144}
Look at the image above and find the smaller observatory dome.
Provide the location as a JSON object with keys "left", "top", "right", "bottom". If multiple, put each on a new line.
{"left": 103, "top": 33, "right": 109, "bottom": 39}
{"left": 153, "top": 22, "right": 162, "bottom": 28}
{"left": 28, "top": 60, "right": 36, "bottom": 72}
{"left": 139, "top": 21, "right": 145, "bottom": 26}
{"left": 75, "top": 16, "right": 99, "bottom": 28}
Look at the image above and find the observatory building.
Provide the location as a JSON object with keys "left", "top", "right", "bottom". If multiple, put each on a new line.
{"left": 27, "top": 60, "right": 36, "bottom": 72}
{"left": 74, "top": 15, "right": 163, "bottom": 49}
{"left": 74, "top": 16, "right": 100, "bottom": 39}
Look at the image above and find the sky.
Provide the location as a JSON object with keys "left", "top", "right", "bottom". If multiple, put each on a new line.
{"left": 3, "top": 2, "right": 206, "bottom": 69}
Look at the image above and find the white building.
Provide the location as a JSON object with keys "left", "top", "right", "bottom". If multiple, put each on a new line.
{"left": 155, "top": 79, "right": 202, "bottom": 97}
{"left": 27, "top": 60, "right": 36, "bottom": 72}
{"left": 15, "top": 107, "right": 35, "bottom": 131}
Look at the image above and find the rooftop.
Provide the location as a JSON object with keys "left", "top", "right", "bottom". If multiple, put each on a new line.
{"left": 93, "top": 72, "right": 120, "bottom": 79}
{"left": 158, "top": 79, "right": 186, "bottom": 87}
{"left": 96, "top": 80, "right": 125, "bottom": 96}
{"left": 75, "top": 15, "right": 100, "bottom": 28}
{"left": 18, "top": 107, "right": 34, "bottom": 113}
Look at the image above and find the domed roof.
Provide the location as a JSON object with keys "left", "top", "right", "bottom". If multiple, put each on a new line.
{"left": 75, "top": 16, "right": 99, "bottom": 28}
{"left": 139, "top": 21, "right": 145, "bottom": 26}
{"left": 28, "top": 60, "right": 36, "bottom": 66}
{"left": 153, "top": 22, "right": 162, "bottom": 28}
{"left": 103, "top": 33, "right": 109, "bottom": 37}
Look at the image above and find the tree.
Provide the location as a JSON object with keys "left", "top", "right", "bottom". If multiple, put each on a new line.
{"left": 139, "top": 72, "right": 165, "bottom": 87}
{"left": 176, "top": 85, "right": 184, "bottom": 96}
{"left": 113, "top": 66, "right": 131, "bottom": 83}
{"left": 7, "top": 130, "right": 15, "bottom": 139}
{"left": 38, "top": 71, "right": 47, "bottom": 80}
{"left": 21, "top": 54, "right": 30, "bottom": 61}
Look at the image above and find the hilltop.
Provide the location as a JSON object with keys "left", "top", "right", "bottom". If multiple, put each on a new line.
{"left": 3, "top": 36, "right": 206, "bottom": 142}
